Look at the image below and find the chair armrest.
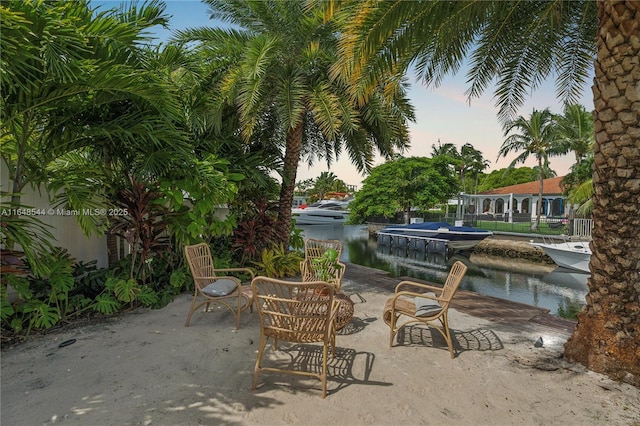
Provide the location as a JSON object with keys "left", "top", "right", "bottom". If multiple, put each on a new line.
{"left": 390, "top": 290, "right": 440, "bottom": 305}
{"left": 394, "top": 280, "right": 443, "bottom": 295}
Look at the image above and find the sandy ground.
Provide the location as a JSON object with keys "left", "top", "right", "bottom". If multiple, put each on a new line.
{"left": 2, "top": 275, "right": 639, "bottom": 426}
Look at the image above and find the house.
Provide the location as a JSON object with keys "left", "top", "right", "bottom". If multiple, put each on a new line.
{"left": 458, "top": 176, "right": 572, "bottom": 223}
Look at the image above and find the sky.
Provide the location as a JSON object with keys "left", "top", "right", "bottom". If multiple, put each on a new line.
{"left": 97, "top": 0, "right": 595, "bottom": 188}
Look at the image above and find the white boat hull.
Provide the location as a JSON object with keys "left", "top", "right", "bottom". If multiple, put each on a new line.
{"left": 292, "top": 208, "right": 349, "bottom": 225}
{"left": 530, "top": 241, "right": 591, "bottom": 273}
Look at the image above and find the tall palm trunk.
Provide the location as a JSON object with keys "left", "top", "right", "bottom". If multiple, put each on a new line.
{"left": 275, "top": 122, "right": 304, "bottom": 248}
{"left": 532, "top": 158, "right": 544, "bottom": 231}
{"left": 564, "top": 0, "right": 639, "bottom": 387}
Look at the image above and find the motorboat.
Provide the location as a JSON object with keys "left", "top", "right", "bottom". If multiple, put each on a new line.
{"left": 530, "top": 239, "right": 591, "bottom": 273}
{"left": 292, "top": 199, "right": 350, "bottom": 225}
{"left": 377, "top": 221, "right": 493, "bottom": 251}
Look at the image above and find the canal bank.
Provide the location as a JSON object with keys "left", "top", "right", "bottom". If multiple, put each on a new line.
{"left": 473, "top": 235, "right": 557, "bottom": 265}
{"left": 367, "top": 222, "right": 565, "bottom": 266}
{"left": 304, "top": 224, "right": 589, "bottom": 316}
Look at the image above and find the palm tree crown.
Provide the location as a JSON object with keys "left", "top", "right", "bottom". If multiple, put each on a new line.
{"left": 498, "top": 108, "right": 562, "bottom": 229}
{"left": 178, "top": 0, "right": 414, "bottom": 244}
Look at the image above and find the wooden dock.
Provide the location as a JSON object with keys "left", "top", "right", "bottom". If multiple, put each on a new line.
{"left": 343, "top": 262, "right": 577, "bottom": 338}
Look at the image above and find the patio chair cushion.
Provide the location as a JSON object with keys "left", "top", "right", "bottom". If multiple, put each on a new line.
{"left": 202, "top": 279, "right": 237, "bottom": 297}
{"left": 415, "top": 293, "right": 441, "bottom": 317}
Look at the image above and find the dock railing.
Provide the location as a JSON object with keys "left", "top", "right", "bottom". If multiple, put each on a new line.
{"left": 572, "top": 218, "right": 594, "bottom": 238}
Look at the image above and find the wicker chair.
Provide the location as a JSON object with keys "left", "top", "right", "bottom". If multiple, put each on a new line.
{"left": 382, "top": 261, "right": 468, "bottom": 358}
{"left": 300, "top": 238, "right": 345, "bottom": 290}
{"left": 251, "top": 276, "right": 340, "bottom": 398}
{"left": 303, "top": 238, "right": 343, "bottom": 260}
{"left": 184, "top": 243, "right": 254, "bottom": 329}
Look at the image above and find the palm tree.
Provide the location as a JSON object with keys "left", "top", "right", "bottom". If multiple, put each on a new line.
{"left": 459, "top": 143, "right": 489, "bottom": 194}
{"left": 177, "top": 0, "right": 413, "bottom": 246}
{"left": 310, "top": 171, "right": 348, "bottom": 202}
{"left": 556, "top": 103, "right": 594, "bottom": 164}
{"left": 498, "top": 108, "right": 562, "bottom": 230}
{"left": 1, "top": 0, "right": 187, "bottom": 267}
{"left": 325, "top": 0, "right": 639, "bottom": 385}
{"left": 568, "top": 178, "right": 593, "bottom": 217}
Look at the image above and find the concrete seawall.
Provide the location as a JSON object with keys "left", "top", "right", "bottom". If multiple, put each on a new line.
{"left": 472, "top": 236, "right": 556, "bottom": 265}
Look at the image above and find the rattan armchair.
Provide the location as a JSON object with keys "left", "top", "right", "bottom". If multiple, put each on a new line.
{"left": 184, "top": 243, "right": 254, "bottom": 329}
{"left": 251, "top": 276, "right": 340, "bottom": 398}
{"left": 300, "top": 238, "right": 345, "bottom": 290}
{"left": 383, "top": 261, "right": 468, "bottom": 358}
{"left": 303, "top": 238, "right": 343, "bottom": 260}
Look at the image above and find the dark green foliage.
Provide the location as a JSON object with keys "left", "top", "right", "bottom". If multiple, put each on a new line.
{"left": 348, "top": 156, "right": 458, "bottom": 224}
{"left": 556, "top": 298, "right": 584, "bottom": 320}
{"left": 562, "top": 156, "right": 594, "bottom": 195}
{"left": 476, "top": 167, "right": 539, "bottom": 192}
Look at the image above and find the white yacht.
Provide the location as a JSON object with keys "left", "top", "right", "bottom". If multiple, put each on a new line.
{"left": 292, "top": 199, "right": 351, "bottom": 225}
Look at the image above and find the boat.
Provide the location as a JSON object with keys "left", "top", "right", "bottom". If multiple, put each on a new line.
{"left": 292, "top": 199, "right": 351, "bottom": 225}
{"left": 377, "top": 221, "right": 493, "bottom": 251}
{"left": 530, "top": 239, "right": 591, "bottom": 273}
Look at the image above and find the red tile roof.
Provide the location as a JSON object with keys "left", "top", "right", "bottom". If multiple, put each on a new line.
{"left": 480, "top": 176, "right": 565, "bottom": 195}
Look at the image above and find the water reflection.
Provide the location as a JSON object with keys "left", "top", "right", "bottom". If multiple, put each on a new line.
{"left": 298, "top": 224, "right": 588, "bottom": 316}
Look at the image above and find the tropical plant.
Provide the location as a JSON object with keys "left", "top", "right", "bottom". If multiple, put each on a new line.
{"left": 556, "top": 103, "right": 595, "bottom": 164}
{"left": 0, "top": 201, "right": 56, "bottom": 277}
{"left": 324, "top": 0, "right": 639, "bottom": 385}
{"left": 567, "top": 178, "right": 594, "bottom": 217}
{"left": 307, "top": 172, "right": 350, "bottom": 203}
{"left": 348, "top": 157, "right": 458, "bottom": 224}
{"left": 431, "top": 141, "right": 489, "bottom": 194}
{"left": 231, "top": 198, "right": 279, "bottom": 266}
{"left": 251, "top": 245, "right": 302, "bottom": 278}
{"left": 498, "top": 108, "right": 563, "bottom": 230}
{"left": 556, "top": 103, "right": 594, "bottom": 199}
{"left": 460, "top": 143, "right": 491, "bottom": 194}
{"left": 476, "top": 167, "right": 540, "bottom": 192}
{"left": 295, "top": 178, "right": 314, "bottom": 196}
{"left": 176, "top": 0, "right": 414, "bottom": 247}
{"left": 311, "top": 248, "right": 343, "bottom": 282}
{"left": 109, "top": 176, "right": 172, "bottom": 284}
{"left": 1, "top": 0, "right": 191, "bottom": 270}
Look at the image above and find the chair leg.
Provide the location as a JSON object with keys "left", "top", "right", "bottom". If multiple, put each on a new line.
{"left": 441, "top": 315, "right": 455, "bottom": 359}
{"left": 321, "top": 342, "right": 328, "bottom": 399}
{"left": 235, "top": 296, "right": 241, "bottom": 329}
{"left": 184, "top": 294, "right": 199, "bottom": 327}
{"left": 389, "top": 313, "right": 398, "bottom": 348}
{"left": 252, "top": 334, "right": 269, "bottom": 391}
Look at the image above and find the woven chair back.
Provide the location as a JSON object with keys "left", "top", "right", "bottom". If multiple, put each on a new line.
{"left": 438, "top": 261, "right": 467, "bottom": 308}
{"left": 252, "top": 277, "right": 336, "bottom": 344}
{"left": 304, "top": 238, "right": 343, "bottom": 260}
{"left": 184, "top": 243, "right": 217, "bottom": 286}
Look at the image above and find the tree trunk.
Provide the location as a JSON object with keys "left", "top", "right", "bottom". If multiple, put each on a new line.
{"left": 107, "top": 231, "right": 119, "bottom": 268}
{"left": 531, "top": 158, "right": 544, "bottom": 231}
{"left": 564, "top": 0, "right": 640, "bottom": 387}
{"left": 275, "top": 122, "right": 304, "bottom": 248}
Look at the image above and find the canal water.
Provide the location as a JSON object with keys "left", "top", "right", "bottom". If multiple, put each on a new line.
{"left": 298, "top": 224, "right": 589, "bottom": 318}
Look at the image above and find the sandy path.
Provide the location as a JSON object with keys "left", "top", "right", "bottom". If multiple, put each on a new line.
{"left": 2, "top": 277, "right": 638, "bottom": 425}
